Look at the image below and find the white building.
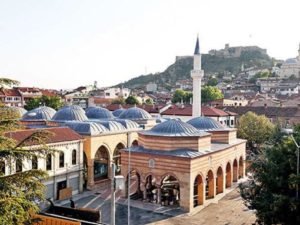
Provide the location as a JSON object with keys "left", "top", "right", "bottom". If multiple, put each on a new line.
{"left": 276, "top": 83, "right": 299, "bottom": 96}
{"left": 279, "top": 43, "right": 300, "bottom": 78}
{"left": 3, "top": 127, "right": 85, "bottom": 201}
{"left": 146, "top": 82, "right": 158, "bottom": 92}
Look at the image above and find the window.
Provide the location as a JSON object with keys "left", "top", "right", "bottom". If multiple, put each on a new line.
{"left": 16, "top": 159, "right": 22, "bottom": 173}
{"left": 105, "top": 92, "right": 110, "bottom": 96}
{"left": 59, "top": 152, "right": 64, "bottom": 168}
{"left": 32, "top": 155, "right": 38, "bottom": 169}
{"left": 72, "top": 150, "right": 77, "bottom": 165}
{"left": 231, "top": 120, "right": 234, "bottom": 126}
{"left": 46, "top": 154, "right": 52, "bottom": 170}
{"left": 0, "top": 161, "right": 5, "bottom": 175}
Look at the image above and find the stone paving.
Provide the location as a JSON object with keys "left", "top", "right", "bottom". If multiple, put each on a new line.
{"left": 56, "top": 187, "right": 256, "bottom": 225}
{"left": 148, "top": 189, "right": 257, "bottom": 225}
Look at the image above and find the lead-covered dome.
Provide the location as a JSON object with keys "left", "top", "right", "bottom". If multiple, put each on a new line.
{"left": 85, "top": 106, "right": 114, "bottom": 120}
{"left": 141, "top": 119, "right": 208, "bottom": 137}
{"left": 115, "top": 119, "right": 140, "bottom": 130}
{"left": 22, "top": 106, "right": 56, "bottom": 121}
{"left": 10, "top": 107, "right": 27, "bottom": 117}
{"left": 113, "top": 108, "right": 126, "bottom": 117}
{"left": 64, "top": 121, "right": 108, "bottom": 135}
{"left": 187, "top": 116, "right": 224, "bottom": 131}
{"left": 119, "top": 106, "right": 152, "bottom": 120}
{"left": 52, "top": 105, "right": 88, "bottom": 121}
{"left": 96, "top": 120, "right": 126, "bottom": 132}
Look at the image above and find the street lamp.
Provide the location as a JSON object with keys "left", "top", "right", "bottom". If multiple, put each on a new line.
{"left": 282, "top": 128, "right": 299, "bottom": 200}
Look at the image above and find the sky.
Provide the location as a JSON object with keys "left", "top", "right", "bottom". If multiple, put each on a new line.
{"left": 0, "top": 0, "right": 299, "bottom": 89}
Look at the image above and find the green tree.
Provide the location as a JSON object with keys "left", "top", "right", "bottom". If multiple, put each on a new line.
{"left": 237, "top": 111, "right": 275, "bottom": 153}
{"left": 249, "top": 71, "right": 270, "bottom": 84}
{"left": 25, "top": 95, "right": 63, "bottom": 110}
{"left": 111, "top": 97, "right": 125, "bottom": 105}
{"left": 172, "top": 89, "right": 192, "bottom": 104}
{"left": 201, "top": 86, "right": 224, "bottom": 102}
{"left": 125, "top": 96, "right": 140, "bottom": 105}
{"left": 145, "top": 98, "right": 153, "bottom": 105}
{"left": 0, "top": 78, "right": 53, "bottom": 224}
{"left": 239, "top": 126, "right": 300, "bottom": 224}
{"left": 207, "top": 77, "right": 218, "bottom": 86}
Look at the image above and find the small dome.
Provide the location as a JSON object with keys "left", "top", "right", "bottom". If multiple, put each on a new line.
{"left": 285, "top": 58, "right": 298, "bottom": 64}
{"left": 86, "top": 106, "right": 114, "bottom": 119}
{"left": 64, "top": 121, "right": 108, "bottom": 135}
{"left": 52, "top": 105, "right": 88, "bottom": 122}
{"left": 113, "top": 108, "right": 126, "bottom": 117}
{"left": 96, "top": 120, "right": 126, "bottom": 132}
{"left": 115, "top": 119, "right": 140, "bottom": 130}
{"left": 142, "top": 119, "right": 208, "bottom": 137}
{"left": 22, "top": 106, "right": 56, "bottom": 121}
{"left": 187, "top": 117, "right": 225, "bottom": 130}
{"left": 9, "top": 107, "right": 27, "bottom": 117}
{"left": 119, "top": 106, "right": 152, "bottom": 120}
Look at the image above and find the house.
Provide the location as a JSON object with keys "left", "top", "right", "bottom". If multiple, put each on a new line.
{"left": 3, "top": 127, "right": 85, "bottom": 201}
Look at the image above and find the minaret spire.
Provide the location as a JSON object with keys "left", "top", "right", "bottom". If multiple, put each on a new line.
{"left": 191, "top": 35, "right": 204, "bottom": 117}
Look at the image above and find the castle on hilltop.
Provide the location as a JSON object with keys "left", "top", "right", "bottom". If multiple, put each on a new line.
{"left": 208, "top": 43, "right": 267, "bottom": 58}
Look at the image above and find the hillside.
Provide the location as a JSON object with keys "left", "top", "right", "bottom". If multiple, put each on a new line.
{"left": 116, "top": 47, "right": 275, "bottom": 90}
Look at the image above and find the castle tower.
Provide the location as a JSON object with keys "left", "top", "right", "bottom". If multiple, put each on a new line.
{"left": 191, "top": 36, "right": 204, "bottom": 117}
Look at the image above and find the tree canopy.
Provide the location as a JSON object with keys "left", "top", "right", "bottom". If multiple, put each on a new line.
{"left": 111, "top": 97, "right": 125, "bottom": 105}
{"left": 0, "top": 78, "right": 52, "bottom": 224}
{"left": 237, "top": 112, "right": 275, "bottom": 153}
{"left": 207, "top": 77, "right": 218, "bottom": 86}
{"left": 125, "top": 96, "right": 140, "bottom": 105}
{"left": 239, "top": 125, "right": 300, "bottom": 224}
{"left": 25, "top": 95, "right": 63, "bottom": 110}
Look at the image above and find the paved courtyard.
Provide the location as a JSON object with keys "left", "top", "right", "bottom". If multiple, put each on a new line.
{"left": 57, "top": 188, "right": 256, "bottom": 225}
{"left": 149, "top": 189, "right": 257, "bottom": 225}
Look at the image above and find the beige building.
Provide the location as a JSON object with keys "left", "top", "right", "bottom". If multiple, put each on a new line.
{"left": 121, "top": 118, "right": 246, "bottom": 213}
{"left": 279, "top": 43, "right": 300, "bottom": 78}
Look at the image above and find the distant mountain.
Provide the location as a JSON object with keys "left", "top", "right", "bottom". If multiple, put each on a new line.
{"left": 116, "top": 46, "right": 275, "bottom": 90}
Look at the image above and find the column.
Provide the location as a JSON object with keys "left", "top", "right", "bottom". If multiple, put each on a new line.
{"left": 87, "top": 159, "right": 94, "bottom": 189}
{"left": 157, "top": 185, "right": 161, "bottom": 204}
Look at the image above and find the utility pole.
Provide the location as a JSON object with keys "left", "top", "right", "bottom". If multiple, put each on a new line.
{"left": 111, "top": 163, "right": 116, "bottom": 225}
{"left": 128, "top": 147, "right": 131, "bottom": 225}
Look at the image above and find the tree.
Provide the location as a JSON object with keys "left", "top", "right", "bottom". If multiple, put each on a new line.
{"left": 207, "top": 77, "right": 218, "bottom": 86}
{"left": 111, "top": 98, "right": 125, "bottom": 105}
{"left": 125, "top": 96, "right": 140, "bottom": 105}
{"left": 0, "top": 78, "right": 52, "bottom": 224}
{"left": 25, "top": 95, "right": 63, "bottom": 111}
{"left": 237, "top": 112, "right": 275, "bottom": 153}
{"left": 201, "top": 86, "right": 224, "bottom": 102}
{"left": 145, "top": 98, "right": 153, "bottom": 105}
{"left": 239, "top": 126, "right": 300, "bottom": 224}
{"left": 172, "top": 89, "right": 192, "bottom": 104}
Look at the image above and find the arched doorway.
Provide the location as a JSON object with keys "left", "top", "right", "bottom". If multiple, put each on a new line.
{"left": 193, "top": 175, "right": 203, "bottom": 207}
{"left": 226, "top": 162, "right": 232, "bottom": 188}
{"left": 161, "top": 175, "right": 180, "bottom": 206}
{"left": 144, "top": 175, "right": 157, "bottom": 203}
{"left": 216, "top": 167, "right": 224, "bottom": 194}
{"left": 113, "top": 143, "right": 125, "bottom": 175}
{"left": 233, "top": 159, "right": 238, "bottom": 182}
{"left": 126, "top": 170, "right": 142, "bottom": 200}
{"left": 206, "top": 170, "right": 214, "bottom": 199}
{"left": 131, "top": 140, "right": 138, "bottom": 147}
{"left": 94, "top": 146, "right": 109, "bottom": 181}
{"left": 239, "top": 156, "right": 244, "bottom": 178}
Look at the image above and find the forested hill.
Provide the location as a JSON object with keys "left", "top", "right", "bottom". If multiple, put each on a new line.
{"left": 116, "top": 48, "right": 275, "bottom": 90}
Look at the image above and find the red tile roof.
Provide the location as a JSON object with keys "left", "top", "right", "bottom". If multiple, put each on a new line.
{"left": 4, "top": 127, "right": 83, "bottom": 146}
{"left": 2, "top": 88, "right": 21, "bottom": 96}
{"left": 161, "top": 105, "right": 229, "bottom": 117}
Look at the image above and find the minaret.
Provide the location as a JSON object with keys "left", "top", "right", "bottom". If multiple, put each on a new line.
{"left": 191, "top": 36, "right": 204, "bottom": 117}
{"left": 298, "top": 43, "right": 300, "bottom": 61}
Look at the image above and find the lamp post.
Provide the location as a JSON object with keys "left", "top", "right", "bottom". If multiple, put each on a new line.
{"left": 282, "top": 128, "right": 299, "bottom": 200}
{"left": 111, "top": 162, "right": 116, "bottom": 225}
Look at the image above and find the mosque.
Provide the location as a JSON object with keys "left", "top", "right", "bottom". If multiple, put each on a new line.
{"left": 120, "top": 37, "right": 246, "bottom": 213}
{"left": 279, "top": 43, "right": 300, "bottom": 78}
{"left": 3, "top": 37, "right": 246, "bottom": 213}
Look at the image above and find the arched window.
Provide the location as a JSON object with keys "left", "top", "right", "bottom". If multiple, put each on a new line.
{"left": 0, "top": 161, "right": 5, "bottom": 175}
{"left": 72, "top": 150, "right": 77, "bottom": 165}
{"left": 46, "top": 154, "right": 52, "bottom": 171}
{"left": 32, "top": 155, "right": 38, "bottom": 169}
{"left": 59, "top": 152, "right": 64, "bottom": 168}
{"left": 16, "top": 159, "right": 22, "bottom": 173}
